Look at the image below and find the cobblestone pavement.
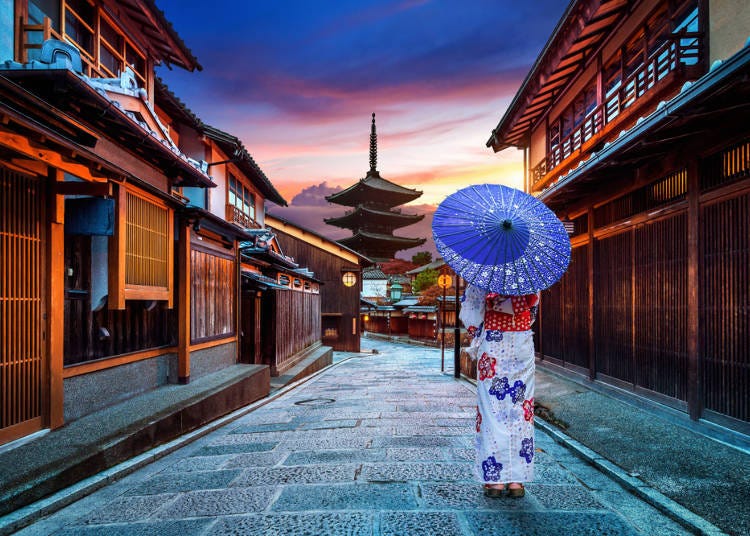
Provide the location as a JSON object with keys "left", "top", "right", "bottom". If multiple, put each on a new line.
{"left": 19, "top": 340, "right": 690, "bottom": 535}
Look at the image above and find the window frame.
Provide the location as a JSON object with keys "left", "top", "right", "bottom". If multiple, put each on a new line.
{"left": 109, "top": 184, "right": 174, "bottom": 309}
{"left": 227, "top": 172, "right": 256, "bottom": 223}
{"left": 60, "top": 0, "right": 149, "bottom": 87}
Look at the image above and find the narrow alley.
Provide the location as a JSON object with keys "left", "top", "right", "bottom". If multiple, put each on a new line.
{"left": 16, "top": 340, "right": 690, "bottom": 536}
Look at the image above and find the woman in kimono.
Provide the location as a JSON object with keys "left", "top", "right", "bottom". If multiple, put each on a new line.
{"left": 460, "top": 284, "right": 539, "bottom": 498}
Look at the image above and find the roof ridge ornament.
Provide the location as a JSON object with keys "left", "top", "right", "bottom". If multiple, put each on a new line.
{"left": 369, "top": 112, "right": 377, "bottom": 173}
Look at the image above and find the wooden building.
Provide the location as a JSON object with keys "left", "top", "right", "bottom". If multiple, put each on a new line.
{"left": 265, "top": 214, "right": 371, "bottom": 352}
{"left": 0, "top": 0, "right": 277, "bottom": 446}
{"left": 486, "top": 0, "right": 750, "bottom": 431}
{"left": 325, "top": 114, "right": 426, "bottom": 261}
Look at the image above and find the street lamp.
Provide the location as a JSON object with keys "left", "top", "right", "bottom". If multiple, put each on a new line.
{"left": 437, "top": 271, "right": 453, "bottom": 372}
{"left": 342, "top": 271, "right": 357, "bottom": 287}
{"left": 390, "top": 281, "right": 403, "bottom": 302}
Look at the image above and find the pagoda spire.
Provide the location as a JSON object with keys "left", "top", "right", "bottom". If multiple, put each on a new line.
{"left": 369, "top": 112, "right": 377, "bottom": 173}
{"left": 325, "top": 113, "right": 425, "bottom": 261}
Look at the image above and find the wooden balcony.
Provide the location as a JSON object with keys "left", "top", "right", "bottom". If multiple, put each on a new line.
{"left": 226, "top": 204, "right": 260, "bottom": 229}
{"left": 532, "top": 33, "right": 703, "bottom": 192}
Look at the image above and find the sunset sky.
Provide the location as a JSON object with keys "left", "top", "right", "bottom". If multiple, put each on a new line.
{"left": 156, "top": 0, "right": 569, "bottom": 258}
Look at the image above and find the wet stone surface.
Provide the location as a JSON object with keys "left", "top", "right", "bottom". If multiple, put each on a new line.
{"left": 273, "top": 483, "right": 420, "bottom": 511}
{"left": 380, "top": 511, "right": 465, "bottom": 536}
{"left": 208, "top": 512, "right": 374, "bottom": 536}
{"left": 19, "top": 339, "right": 691, "bottom": 536}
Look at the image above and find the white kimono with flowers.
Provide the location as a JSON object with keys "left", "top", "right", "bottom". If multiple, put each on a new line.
{"left": 460, "top": 284, "right": 537, "bottom": 484}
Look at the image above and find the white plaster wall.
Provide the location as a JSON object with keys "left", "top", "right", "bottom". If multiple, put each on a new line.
{"left": 362, "top": 280, "right": 388, "bottom": 299}
{"left": 710, "top": 0, "right": 750, "bottom": 62}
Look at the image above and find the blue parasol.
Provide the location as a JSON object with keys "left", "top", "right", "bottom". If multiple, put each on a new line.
{"left": 432, "top": 183, "right": 571, "bottom": 295}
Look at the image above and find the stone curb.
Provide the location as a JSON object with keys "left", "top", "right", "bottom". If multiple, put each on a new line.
{"left": 460, "top": 375, "right": 725, "bottom": 536}
{"left": 0, "top": 355, "right": 361, "bottom": 536}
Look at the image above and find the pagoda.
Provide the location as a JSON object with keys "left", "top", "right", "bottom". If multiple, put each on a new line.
{"left": 325, "top": 113, "right": 426, "bottom": 261}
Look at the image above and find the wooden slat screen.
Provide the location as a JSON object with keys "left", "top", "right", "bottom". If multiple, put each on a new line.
{"left": 539, "top": 278, "right": 563, "bottom": 360}
{"left": 633, "top": 214, "right": 688, "bottom": 401}
{"left": 274, "top": 290, "right": 321, "bottom": 368}
{"left": 538, "top": 244, "right": 588, "bottom": 367}
{"left": 594, "top": 231, "right": 634, "bottom": 383}
{"left": 701, "top": 194, "right": 750, "bottom": 421}
{"left": 1, "top": 169, "right": 43, "bottom": 434}
{"left": 125, "top": 192, "right": 169, "bottom": 288}
{"left": 191, "top": 250, "right": 235, "bottom": 342}
{"left": 561, "top": 244, "right": 590, "bottom": 368}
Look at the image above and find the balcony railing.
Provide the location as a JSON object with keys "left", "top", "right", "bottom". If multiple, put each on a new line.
{"left": 533, "top": 33, "right": 702, "bottom": 190}
{"left": 226, "top": 204, "right": 260, "bottom": 229}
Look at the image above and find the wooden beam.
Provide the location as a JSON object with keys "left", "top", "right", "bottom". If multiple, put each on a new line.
{"left": 47, "top": 168, "right": 64, "bottom": 429}
{"left": 54, "top": 181, "right": 112, "bottom": 197}
{"left": 8, "top": 158, "right": 47, "bottom": 176}
{"left": 177, "top": 224, "right": 191, "bottom": 383}
{"left": 0, "top": 130, "right": 108, "bottom": 182}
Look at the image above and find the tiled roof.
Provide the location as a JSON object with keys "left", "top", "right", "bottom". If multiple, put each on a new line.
{"left": 326, "top": 170, "right": 422, "bottom": 206}
{"left": 362, "top": 267, "right": 387, "bottom": 280}
{"left": 203, "top": 125, "right": 287, "bottom": 206}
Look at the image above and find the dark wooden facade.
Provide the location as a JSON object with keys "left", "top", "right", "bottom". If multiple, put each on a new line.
{"left": 487, "top": 0, "right": 750, "bottom": 430}
{"left": 267, "top": 215, "right": 368, "bottom": 352}
{"left": 0, "top": 0, "right": 283, "bottom": 445}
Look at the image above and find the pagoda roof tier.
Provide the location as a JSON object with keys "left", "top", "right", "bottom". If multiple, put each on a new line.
{"left": 326, "top": 170, "right": 422, "bottom": 208}
{"left": 324, "top": 205, "right": 424, "bottom": 230}
{"left": 337, "top": 230, "right": 426, "bottom": 261}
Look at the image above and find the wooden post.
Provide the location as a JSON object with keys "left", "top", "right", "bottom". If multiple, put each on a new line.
{"left": 441, "top": 282, "right": 446, "bottom": 372}
{"left": 47, "top": 168, "right": 65, "bottom": 429}
{"left": 587, "top": 206, "right": 596, "bottom": 380}
{"left": 108, "top": 185, "right": 126, "bottom": 310}
{"left": 177, "top": 224, "right": 191, "bottom": 383}
{"left": 686, "top": 158, "right": 702, "bottom": 420}
{"left": 236, "top": 247, "right": 241, "bottom": 364}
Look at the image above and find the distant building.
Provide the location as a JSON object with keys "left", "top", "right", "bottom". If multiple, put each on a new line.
{"left": 486, "top": 0, "right": 750, "bottom": 428}
{"left": 265, "top": 213, "right": 372, "bottom": 353}
{"left": 325, "top": 114, "right": 426, "bottom": 261}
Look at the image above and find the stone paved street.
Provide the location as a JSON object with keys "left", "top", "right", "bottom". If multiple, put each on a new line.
{"left": 18, "top": 340, "right": 690, "bottom": 535}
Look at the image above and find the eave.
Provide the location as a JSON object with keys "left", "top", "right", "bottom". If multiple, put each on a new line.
{"left": 203, "top": 125, "right": 287, "bottom": 206}
{"left": 110, "top": 0, "right": 202, "bottom": 71}
{"left": 0, "top": 75, "right": 188, "bottom": 202}
{"left": 326, "top": 171, "right": 423, "bottom": 207}
{"left": 180, "top": 207, "right": 256, "bottom": 242}
{"left": 324, "top": 205, "right": 424, "bottom": 230}
{"left": 539, "top": 43, "right": 750, "bottom": 211}
{"left": 337, "top": 230, "right": 427, "bottom": 249}
{"left": 0, "top": 68, "right": 215, "bottom": 187}
{"left": 487, "top": 0, "right": 631, "bottom": 151}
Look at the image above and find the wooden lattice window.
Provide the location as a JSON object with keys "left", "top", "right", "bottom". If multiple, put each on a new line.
{"left": 21, "top": 1, "right": 149, "bottom": 87}
{"left": 63, "top": 0, "right": 148, "bottom": 85}
{"left": 227, "top": 173, "right": 256, "bottom": 228}
{"left": 701, "top": 139, "right": 750, "bottom": 192}
{"left": 109, "top": 185, "right": 173, "bottom": 309}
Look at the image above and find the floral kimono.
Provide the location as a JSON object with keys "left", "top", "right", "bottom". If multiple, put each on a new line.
{"left": 460, "top": 284, "right": 539, "bottom": 484}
